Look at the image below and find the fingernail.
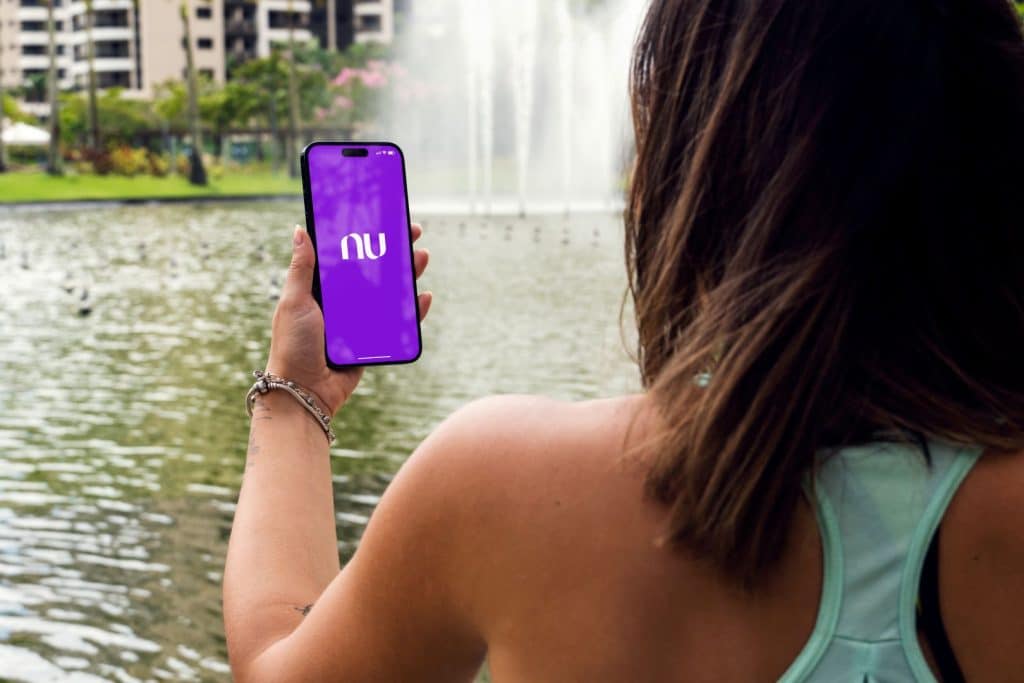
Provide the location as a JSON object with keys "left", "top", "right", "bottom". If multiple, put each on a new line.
{"left": 293, "top": 225, "right": 305, "bottom": 247}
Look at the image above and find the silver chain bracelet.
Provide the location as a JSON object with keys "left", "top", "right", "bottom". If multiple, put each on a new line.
{"left": 245, "top": 370, "right": 336, "bottom": 445}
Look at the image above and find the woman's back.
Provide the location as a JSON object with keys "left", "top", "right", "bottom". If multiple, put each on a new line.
{"left": 453, "top": 394, "right": 1024, "bottom": 682}
{"left": 223, "top": 1, "right": 1024, "bottom": 680}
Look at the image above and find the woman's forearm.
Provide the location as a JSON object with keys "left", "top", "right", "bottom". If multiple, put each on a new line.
{"left": 223, "top": 390, "right": 341, "bottom": 667}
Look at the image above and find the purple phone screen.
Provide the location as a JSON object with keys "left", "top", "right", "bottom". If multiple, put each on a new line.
{"left": 305, "top": 143, "right": 420, "bottom": 366}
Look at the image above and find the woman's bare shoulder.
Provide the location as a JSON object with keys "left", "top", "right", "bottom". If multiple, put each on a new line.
{"left": 940, "top": 447, "right": 1024, "bottom": 676}
{"left": 946, "top": 446, "right": 1024, "bottom": 545}
{"left": 432, "top": 392, "right": 643, "bottom": 434}
{"left": 400, "top": 392, "right": 651, "bottom": 535}
{"left": 414, "top": 393, "right": 650, "bottom": 488}
{"left": 398, "top": 393, "right": 657, "bottom": 614}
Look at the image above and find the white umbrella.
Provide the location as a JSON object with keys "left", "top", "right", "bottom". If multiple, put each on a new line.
{"left": 1, "top": 121, "right": 51, "bottom": 146}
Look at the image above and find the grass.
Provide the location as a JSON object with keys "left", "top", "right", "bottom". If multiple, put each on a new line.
{"left": 0, "top": 170, "right": 301, "bottom": 204}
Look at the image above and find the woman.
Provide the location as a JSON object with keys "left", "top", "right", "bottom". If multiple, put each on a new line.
{"left": 223, "top": 0, "right": 1024, "bottom": 680}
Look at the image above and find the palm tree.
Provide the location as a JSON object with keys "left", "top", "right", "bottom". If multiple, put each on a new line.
{"left": 285, "top": 0, "right": 300, "bottom": 178}
{"left": 181, "top": 0, "right": 207, "bottom": 185}
{"left": 46, "top": 0, "right": 62, "bottom": 175}
{"left": 286, "top": 0, "right": 330, "bottom": 178}
{"left": 84, "top": 0, "right": 100, "bottom": 149}
{"left": 326, "top": 0, "right": 337, "bottom": 50}
{"left": 236, "top": 0, "right": 324, "bottom": 176}
{"left": 1, "top": 16, "right": 8, "bottom": 173}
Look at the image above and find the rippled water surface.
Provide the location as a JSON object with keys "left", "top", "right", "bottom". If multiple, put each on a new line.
{"left": 0, "top": 201, "right": 639, "bottom": 681}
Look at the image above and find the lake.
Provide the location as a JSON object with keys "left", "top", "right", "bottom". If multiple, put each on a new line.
{"left": 0, "top": 201, "right": 639, "bottom": 681}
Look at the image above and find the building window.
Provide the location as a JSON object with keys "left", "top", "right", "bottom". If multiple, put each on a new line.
{"left": 94, "top": 10, "right": 129, "bottom": 28}
{"left": 199, "top": 68, "right": 214, "bottom": 80}
{"left": 21, "top": 44, "right": 46, "bottom": 55}
{"left": 196, "top": 6, "right": 211, "bottom": 19}
{"left": 98, "top": 71, "right": 130, "bottom": 89}
{"left": 20, "top": 20, "right": 44, "bottom": 31}
{"left": 197, "top": 37, "right": 213, "bottom": 50}
{"left": 356, "top": 14, "right": 382, "bottom": 32}
{"left": 268, "top": 10, "right": 306, "bottom": 29}
{"left": 95, "top": 40, "right": 130, "bottom": 58}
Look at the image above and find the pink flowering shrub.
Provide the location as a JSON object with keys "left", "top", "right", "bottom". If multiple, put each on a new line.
{"left": 323, "top": 58, "right": 438, "bottom": 130}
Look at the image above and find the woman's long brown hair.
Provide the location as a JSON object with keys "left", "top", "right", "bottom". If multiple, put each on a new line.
{"left": 626, "top": 0, "right": 1024, "bottom": 582}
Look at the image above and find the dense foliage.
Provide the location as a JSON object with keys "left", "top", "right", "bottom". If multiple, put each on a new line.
{"left": 24, "top": 40, "right": 396, "bottom": 176}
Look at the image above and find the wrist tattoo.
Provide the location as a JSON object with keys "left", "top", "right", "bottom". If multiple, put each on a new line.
{"left": 244, "top": 400, "right": 273, "bottom": 472}
{"left": 251, "top": 396, "right": 274, "bottom": 421}
{"left": 245, "top": 431, "right": 261, "bottom": 471}
{"left": 295, "top": 603, "right": 314, "bottom": 617}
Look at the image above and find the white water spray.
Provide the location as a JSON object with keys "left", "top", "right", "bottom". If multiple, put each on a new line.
{"left": 392, "top": 0, "right": 646, "bottom": 214}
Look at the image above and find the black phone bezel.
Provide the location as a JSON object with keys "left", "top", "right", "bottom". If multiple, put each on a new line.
{"left": 299, "top": 140, "right": 424, "bottom": 370}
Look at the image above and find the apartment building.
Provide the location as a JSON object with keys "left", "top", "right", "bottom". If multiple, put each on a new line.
{"left": 138, "top": 0, "right": 225, "bottom": 95}
{"left": 0, "top": 0, "right": 139, "bottom": 100}
{"left": 0, "top": 0, "right": 398, "bottom": 111}
{"left": 224, "top": 0, "right": 394, "bottom": 70}
{"left": 353, "top": 0, "right": 393, "bottom": 45}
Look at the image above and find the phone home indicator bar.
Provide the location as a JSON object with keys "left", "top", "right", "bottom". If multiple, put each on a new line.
{"left": 357, "top": 355, "right": 392, "bottom": 361}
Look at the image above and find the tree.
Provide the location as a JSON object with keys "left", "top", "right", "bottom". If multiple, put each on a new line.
{"left": 233, "top": 54, "right": 290, "bottom": 173}
{"left": 60, "top": 88, "right": 157, "bottom": 148}
{"left": 285, "top": 0, "right": 301, "bottom": 178}
{"left": 22, "top": 73, "right": 48, "bottom": 104}
{"left": 154, "top": 79, "right": 189, "bottom": 131}
{"left": 0, "top": 16, "right": 7, "bottom": 173}
{"left": 85, "top": 0, "right": 101, "bottom": 148}
{"left": 46, "top": 0, "right": 62, "bottom": 175}
{"left": 181, "top": 0, "right": 207, "bottom": 185}
{"left": 278, "top": 0, "right": 326, "bottom": 177}
{"left": 231, "top": 50, "right": 328, "bottom": 172}
{"left": 200, "top": 79, "right": 259, "bottom": 160}
{"left": 233, "top": 0, "right": 331, "bottom": 174}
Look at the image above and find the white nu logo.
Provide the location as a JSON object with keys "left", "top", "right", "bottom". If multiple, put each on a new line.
{"left": 340, "top": 233, "right": 387, "bottom": 261}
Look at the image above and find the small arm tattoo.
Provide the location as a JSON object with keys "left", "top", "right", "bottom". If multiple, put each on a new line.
{"left": 294, "top": 603, "right": 314, "bottom": 617}
{"left": 245, "top": 431, "right": 261, "bottom": 471}
{"left": 245, "top": 399, "right": 273, "bottom": 471}
{"left": 251, "top": 396, "right": 274, "bottom": 421}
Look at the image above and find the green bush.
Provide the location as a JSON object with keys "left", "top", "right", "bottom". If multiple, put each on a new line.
{"left": 81, "top": 147, "right": 114, "bottom": 175}
{"left": 6, "top": 145, "right": 43, "bottom": 165}
{"left": 174, "top": 154, "right": 190, "bottom": 176}
{"left": 147, "top": 152, "right": 170, "bottom": 177}
{"left": 110, "top": 146, "right": 149, "bottom": 176}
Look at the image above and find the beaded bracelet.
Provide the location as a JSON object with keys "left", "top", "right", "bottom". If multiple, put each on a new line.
{"left": 245, "top": 370, "right": 336, "bottom": 445}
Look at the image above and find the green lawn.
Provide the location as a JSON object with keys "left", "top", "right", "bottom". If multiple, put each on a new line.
{"left": 0, "top": 170, "right": 301, "bottom": 203}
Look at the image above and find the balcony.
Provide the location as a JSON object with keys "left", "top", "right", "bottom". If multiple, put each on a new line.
{"left": 226, "top": 18, "right": 256, "bottom": 35}
{"left": 267, "top": 11, "right": 310, "bottom": 30}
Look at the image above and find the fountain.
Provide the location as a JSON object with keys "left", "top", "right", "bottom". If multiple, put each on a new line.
{"left": 389, "top": 0, "right": 646, "bottom": 215}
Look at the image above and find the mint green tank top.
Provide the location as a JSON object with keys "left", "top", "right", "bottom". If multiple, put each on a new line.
{"left": 778, "top": 440, "right": 984, "bottom": 682}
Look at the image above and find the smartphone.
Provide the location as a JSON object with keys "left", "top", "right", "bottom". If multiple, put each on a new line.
{"left": 300, "top": 141, "right": 422, "bottom": 369}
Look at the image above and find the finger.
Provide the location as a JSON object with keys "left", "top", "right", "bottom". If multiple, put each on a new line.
{"left": 418, "top": 291, "right": 433, "bottom": 322}
{"left": 414, "top": 247, "right": 429, "bottom": 279}
{"left": 281, "top": 225, "right": 316, "bottom": 303}
{"left": 411, "top": 223, "right": 423, "bottom": 242}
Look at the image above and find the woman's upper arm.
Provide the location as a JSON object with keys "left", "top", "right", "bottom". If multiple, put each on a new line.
{"left": 237, "top": 396, "right": 526, "bottom": 683}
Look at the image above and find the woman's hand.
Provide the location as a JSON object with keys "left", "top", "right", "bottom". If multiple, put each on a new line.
{"left": 265, "top": 223, "right": 432, "bottom": 417}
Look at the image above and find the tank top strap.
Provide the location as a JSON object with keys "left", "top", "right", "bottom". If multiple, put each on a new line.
{"left": 779, "top": 440, "right": 984, "bottom": 682}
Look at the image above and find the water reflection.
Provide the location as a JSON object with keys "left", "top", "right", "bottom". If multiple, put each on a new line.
{"left": 0, "top": 201, "right": 639, "bottom": 680}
